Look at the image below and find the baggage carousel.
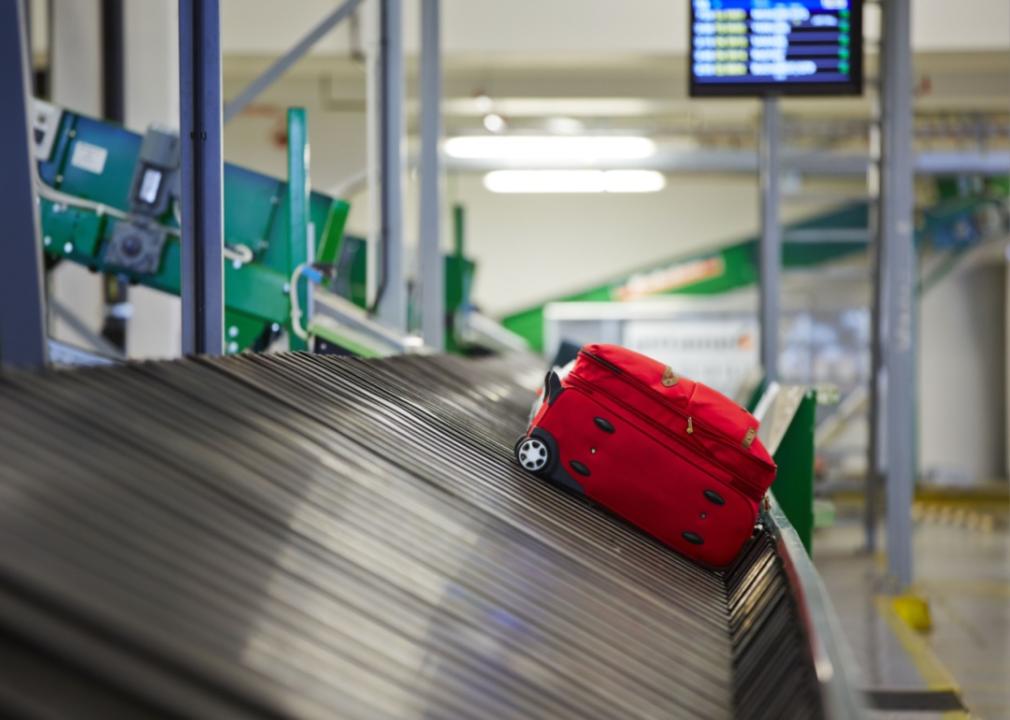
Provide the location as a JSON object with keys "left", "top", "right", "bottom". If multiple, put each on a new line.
{"left": 0, "top": 353, "right": 862, "bottom": 719}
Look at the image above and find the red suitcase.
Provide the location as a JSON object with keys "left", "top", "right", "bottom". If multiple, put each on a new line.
{"left": 514, "top": 343, "right": 776, "bottom": 567}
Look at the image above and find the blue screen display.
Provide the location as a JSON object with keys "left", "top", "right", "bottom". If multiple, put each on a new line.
{"left": 690, "top": 0, "right": 862, "bottom": 96}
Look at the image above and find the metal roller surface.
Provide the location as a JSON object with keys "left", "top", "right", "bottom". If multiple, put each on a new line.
{"left": 0, "top": 353, "right": 826, "bottom": 719}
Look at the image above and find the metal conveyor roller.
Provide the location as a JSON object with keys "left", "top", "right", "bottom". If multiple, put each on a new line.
{"left": 0, "top": 353, "right": 854, "bottom": 719}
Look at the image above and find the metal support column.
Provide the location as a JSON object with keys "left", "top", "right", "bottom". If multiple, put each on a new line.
{"left": 0, "top": 0, "right": 48, "bottom": 370}
{"left": 879, "top": 0, "right": 916, "bottom": 589}
{"left": 100, "top": 0, "right": 130, "bottom": 354}
{"left": 101, "top": 0, "right": 125, "bottom": 122}
{"left": 178, "top": 0, "right": 224, "bottom": 356}
{"left": 758, "top": 97, "right": 782, "bottom": 382}
{"left": 865, "top": 91, "right": 883, "bottom": 553}
{"left": 364, "top": 2, "right": 380, "bottom": 308}
{"left": 374, "top": 0, "right": 407, "bottom": 333}
{"left": 419, "top": 0, "right": 444, "bottom": 350}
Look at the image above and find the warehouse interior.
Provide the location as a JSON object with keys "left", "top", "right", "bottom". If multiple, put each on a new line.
{"left": 1, "top": 0, "right": 1008, "bottom": 718}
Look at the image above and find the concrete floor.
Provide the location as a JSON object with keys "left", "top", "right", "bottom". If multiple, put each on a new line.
{"left": 813, "top": 510, "right": 1010, "bottom": 719}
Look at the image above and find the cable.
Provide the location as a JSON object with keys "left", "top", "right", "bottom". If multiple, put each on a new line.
{"left": 39, "top": 181, "right": 253, "bottom": 266}
{"left": 35, "top": 179, "right": 130, "bottom": 222}
{"left": 289, "top": 264, "right": 309, "bottom": 340}
{"left": 223, "top": 243, "right": 254, "bottom": 265}
{"left": 289, "top": 262, "right": 332, "bottom": 341}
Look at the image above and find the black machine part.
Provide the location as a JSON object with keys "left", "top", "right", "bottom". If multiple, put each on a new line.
{"left": 128, "top": 125, "right": 180, "bottom": 218}
{"left": 102, "top": 219, "right": 168, "bottom": 275}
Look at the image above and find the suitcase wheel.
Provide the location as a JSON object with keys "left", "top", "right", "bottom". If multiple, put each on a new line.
{"left": 515, "top": 436, "right": 551, "bottom": 474}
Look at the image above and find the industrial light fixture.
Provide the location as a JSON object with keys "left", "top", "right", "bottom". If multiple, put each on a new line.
{"left": 445, "top": 135, "right": 656, "bottom": 163}
{"left": 482, "top": 112, "right": 507, "bottom": 133}
{"left": 473, "top": 93, "right": 493, "bottom": 114}
{"left": 483, "top": 170, "right": 665, "bottom": 194}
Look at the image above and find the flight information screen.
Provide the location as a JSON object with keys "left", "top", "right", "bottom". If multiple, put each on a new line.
{"left": 689, "top": 0, "right": 863, "bottom": 96}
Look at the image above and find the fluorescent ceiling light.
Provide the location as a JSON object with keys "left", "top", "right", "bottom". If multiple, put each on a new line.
{"left": 603, "top": 170, "right": 667, "bottom": 193}
{"left": 445, "top": 135, "right": 656, "bottom": 163}
{"left": 484, "top": 170, "right": 665, "bottom": 194}
{"left": 442, "top": 97, "right": 664, "bottom": 118}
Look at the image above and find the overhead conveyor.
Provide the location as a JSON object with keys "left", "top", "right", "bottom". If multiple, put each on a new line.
{"left": 0, "top": 353, "right": 861, "bottom": 719}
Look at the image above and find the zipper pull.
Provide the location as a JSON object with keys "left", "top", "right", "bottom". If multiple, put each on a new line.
{"left": 686, "top": 416, "right": 694, "bottom": 435}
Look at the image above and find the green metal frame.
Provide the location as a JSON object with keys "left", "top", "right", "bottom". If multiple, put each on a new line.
{"left": 39, "top": 106, "right": 479, "bottom": 355}
{"left": 748, "top": 384, "right": 818, "bottom": 553}
{"left": 770, "top": 390, "right": 817, "bottom": 553}
{"left": 38, "top": 107, "right": 349, "bottom": 353}
{"left": 444, "top": 204, "right": 473, "bottom": 353}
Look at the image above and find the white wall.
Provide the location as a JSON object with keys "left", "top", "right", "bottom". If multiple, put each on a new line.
{"left": 422, "top": 174, "right": 860, "bottom": 317}
{"left": 340, "top": 168, "right": 862, "bottom": 318}
{"left": 49, "top": 0, "right": 100, "bottom": 116}
{"left": 124, "top": 0, "right": 179, "bottom": 133}
{"left": 912, "top": 0, "right": 1010, "bottom": 52}
{"left": 123, "top": 0, "right": 182, "bottom": 360}
{"left": 919, "top": 243, "right": 1008, "bottom": 483}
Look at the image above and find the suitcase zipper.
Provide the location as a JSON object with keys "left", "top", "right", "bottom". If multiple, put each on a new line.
{"left": 567, "top": 374, "right": 767, "bottom": 499}
{"left": 577, "top": 350, "right": 774, "bottom": 472}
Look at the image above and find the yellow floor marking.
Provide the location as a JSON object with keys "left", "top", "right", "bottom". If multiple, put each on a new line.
{"left": 834, "top": 489, "right": 1009, "bottom": 507}
{"left": 907, "top": 501, "right": 1002, "bottom": 533}
{"left": 876, "top": 596, "right": 972, "bottom": 719}
{"left": 892, "top": 593, "right": 933, "bottom": 631}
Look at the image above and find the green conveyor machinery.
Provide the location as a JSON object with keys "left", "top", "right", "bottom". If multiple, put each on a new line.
{"left": 32, "top": 101, "right": 475, "bottom": 356}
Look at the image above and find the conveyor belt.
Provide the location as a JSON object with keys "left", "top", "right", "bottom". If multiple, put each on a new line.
{"left": 0, "top": 353, "right": 825, "bottom": 719}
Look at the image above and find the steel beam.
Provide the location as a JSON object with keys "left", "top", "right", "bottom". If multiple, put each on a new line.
{"left": 223, "top": 0, "right": 363, "bottom": 124}
{"left": 101, "top": 0, "right": 125, "bottom": 122}
{"left": 101, "top": 0, "right": 129, "bottom": 354}
{"left": 419, "top": 0, "right": 445, "bottom": 350}
{"left": 879, "top": 0, "right": 916, "bottom": 589}
{"left": 0, "top": 0, "right": 48, "bottom": 370}
{"left": 364, "top": 0, "right": 380, "bottom": 308}
{"left": 178, "top": 0, "right": 224, "bottom": 356}
{"left": 758, "top": 98, "right": 781, "bottom": 382}
{"left": 374, "top": 0, "right": 407, "bottom": 333}
{"left": 865, "top": 95, "right": 883, "bottom": 553}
